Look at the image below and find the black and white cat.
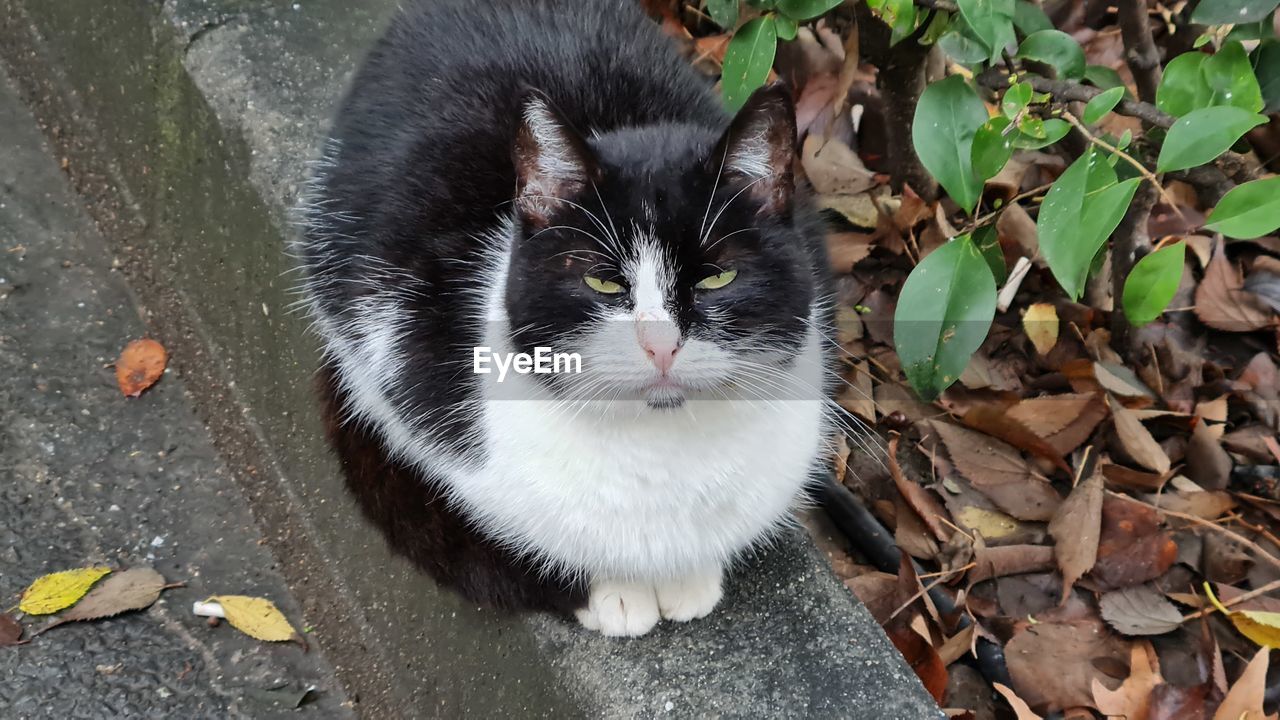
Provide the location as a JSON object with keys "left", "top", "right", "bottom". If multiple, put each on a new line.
{"left": 299, "top": 0, "right": 837, "bottom": 636}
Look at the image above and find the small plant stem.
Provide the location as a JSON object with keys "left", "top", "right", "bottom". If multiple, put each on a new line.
{"left": 1181, "top": 576, "right": 1280, "bottom": 622}
{"left": 1060, "top": 110, "right": 1185, "bottom": 222}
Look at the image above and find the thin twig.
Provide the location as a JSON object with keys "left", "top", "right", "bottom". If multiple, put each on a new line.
{"left": 1106, "top": 490, "right": 1280, "bottom": 572}
{"left": 1181, "top": 577, "right": 1280, "bottom": 622}
{"left": 1060, "top": 110, "right": 1185, "bottom": 221}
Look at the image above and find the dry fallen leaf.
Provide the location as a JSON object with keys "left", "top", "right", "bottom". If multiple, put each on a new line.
{"left": 802, "top": 134, "right": 877, "bottom": 196}
{"left": 827, "top": 231, "right": 875, "bottom": 273}
{"left": 116, "top": 338, "right": 167, "bottom": 397}
{"left": 209, "top": 595, "right": 297, "bottom": 642}
{"left": 1004, "top": 618, "right": 1128, "bottom": 712}
{"left": 0, "top": 612, "right": 24, "bottom": 647}
{"left": 932, "top": 422, "right": 1061, "bottom": 522}
{"left": 19, "top": 567, "right": 112, "bottom": 616}
{"left": 954, "top": 505, "right": 1022, "bottom": 540}
{"left": 994, "top": 682, "right": 1044, "bottom": 720}
{"left": 1109, "top": 397, "right": 1172, "bottom": 474}
{"left": 1091, "top": 641, "right": 1163, "bottom": 720}
{"left": 1023, "top": 303, "right": 1059, "bottom": 355}
{"left": 1212, "top": 647, "right": 1278, "bottom": 720}
{"left": 1206, "top": 583, "right": 1280, "bottom": 649}
{"left": 1090, "top": 497, "right": 1179, "bottom": 591}
{"left": 1006, "top": 393, "right": 1108, "bottom": 456}
{"left": 36, "top": 568, "right": 170, "bottom": 636}
{"left": 887, "top": 436, "right": 951, "bottom": 542}
{"left": 887, "top": 623, "right": 948, "bottom": 704}
{"left": 961, "top": 405, "right": 1070, "bottom": 473}
{"left": 968, "top": 541, "right": 1056, "bottom": 583}
{"left": 1195, "top": 236, "right": 1275, "bottom": 333}
{"left": 1098, "top": 584, "right": 1183, "bottom": 636}
{"left": 1049, "top": 471, "right": 1103, "bottom": 602}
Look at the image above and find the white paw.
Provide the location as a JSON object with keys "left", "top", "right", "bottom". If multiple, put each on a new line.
{"left": 655, "top": 567, "right": 723, "bottom": 622}
{"left": 574, "top": 580, "right": 660, "bottom": 637}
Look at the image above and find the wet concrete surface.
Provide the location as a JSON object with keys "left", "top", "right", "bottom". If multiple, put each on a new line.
{"left": 0, "top": 67, "right": 352, "bottom": 719}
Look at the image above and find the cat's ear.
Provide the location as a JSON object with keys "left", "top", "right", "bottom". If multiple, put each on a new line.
{"left": 709, "top": 83, "right": 797, "bottom": 215}
{"left": 513, "top": 91, "right": 598, "bottom": 227}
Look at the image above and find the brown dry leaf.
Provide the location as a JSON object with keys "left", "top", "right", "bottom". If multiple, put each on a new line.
{"left": 1023, "top": 303, "right": 1059, "bottom": 355}
{"left": 833, "top": 433, "right": 850, "bottom": 484}
{"left": 0, "top": 612, "right": 24, "bottom": 647}
{"left": 794, "top": 72, "right": 838, "bottom": 137}
{"left": 1195, "top": 237, "right": 1276, "bottom": 332}
{"left": 1098, "top": 585, "right": 1183, "bottom": 636}
{"left": 116, "top": 338, "right": 167, "bottom": 398}
{"left": 954, "top": 505, "right": 1022, "bottom": 540}
{"left": 1101, "top": 463, "right": 1169, "bottom": 492}
{"left": 837, "top": 364, "right": 875, "bottom": 422}
{"left": 996, "top": 203, "right": 1040, "bottom": 262}
{"left": 1091, "top": 497, "right": 1179, "bottom": 590}
{"left": 1004, "top": 618, "right": 1129, "bottom": 712}
{"left": 1049, "top": 471, "right": 1103, "bottom": 602}
{"left": 969, "top": 542, "right": 1056, "bottom": 583}
{"left": 1095, "top": 362, "right": 1157, "bottom": 401}
{"left": 932, "top": 422, "right": 1061, "bottom": 522}
{"left": 1092, "top": 641, "right": 1163, "bottom": 720}
{"left": 1186, "top": 417, "right": 1233, "bottom": 490}
{"left": 1149, "top": 683, "right": 1212, "bottom": 719}
{"left": 36, "top": 567, "right": 170, "bottom": 636}
{"left": 827, "top": 232, "right": 875, "bottom": 273}
{"left": 994, "top": 683, "right": 1045, "bottom": 720}
{"left": 961, "top": 405, "right": 1070, "bottom": 473}
{"left": 1109, "top": 397, "right": 1172, "bottom": 474}
{"left": 887, "top": 436, "right": 951, "bottom": 542}
{"left": 887, "top": 623, "right": 948, "bottom": 704}
{"left": 802, "top": 134, "right": 877, "bottom": 196}
{"left": 846, "top": 572, "right": 898, "bottom": 625}
{"left": 1007, "top": 394, "right": 1108, "bottom": 456}
{"left": 1149, "top": 490, "right": 1235, "bottom": 519}
{"left": 817, "top": 192, "right": 880, "bottom": 228}
{"left": 1212, "top": 648, "right": 1278, "bottom": 720}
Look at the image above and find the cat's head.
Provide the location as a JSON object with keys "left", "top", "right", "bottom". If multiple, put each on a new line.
{"left": 503, "top": 85, "right": 822, "bottom": 410}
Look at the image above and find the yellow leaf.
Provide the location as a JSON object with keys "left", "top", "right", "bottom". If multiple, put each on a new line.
{"left": 1023, "top": 303, "right": 1059, "bottom": 355}
{"left": 955, "top": 506, "right": 1020, "bottom": 539}
{"left": 19, "top": 567, "right": 112, "bottom": 615}
{"left": 1206, "top": 583, "right": 1280, "bottom": 648}
{"left": 210, "top": 595, "right": 296, "bottom": 642}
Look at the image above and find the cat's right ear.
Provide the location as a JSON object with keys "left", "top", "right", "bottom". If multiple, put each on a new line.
{"left": 513, "top": 91, "right": 598, "bottom": 228}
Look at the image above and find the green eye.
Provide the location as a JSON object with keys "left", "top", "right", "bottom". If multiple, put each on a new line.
{"left": 695, "top": 268, "right": 738, "bottom": 290}
{"left": 584, "top": 275, "right": 625, "bottom": 294}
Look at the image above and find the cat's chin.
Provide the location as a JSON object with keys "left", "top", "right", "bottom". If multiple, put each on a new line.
{"left": 644, "top": 388, "right": 686, "bottom": 410}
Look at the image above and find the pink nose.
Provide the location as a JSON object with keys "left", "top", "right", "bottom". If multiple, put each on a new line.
{"left": 643, "top": 341, "right": 679, "bottom": 374}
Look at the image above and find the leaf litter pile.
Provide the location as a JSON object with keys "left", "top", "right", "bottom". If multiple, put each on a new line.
{"left": 644, "top": 0, "right": 1280, "bottom": 717}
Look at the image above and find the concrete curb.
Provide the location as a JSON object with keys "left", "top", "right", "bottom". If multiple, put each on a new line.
{"left": 0, "top": 1, "right": 939, "bottom": 717}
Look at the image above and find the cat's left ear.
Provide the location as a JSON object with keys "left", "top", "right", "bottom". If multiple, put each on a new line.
{"left": 513, "top": 91, "right": 599, "bottom": 228}
{"left": 709, "top": 84, "right": 797, "bottom": 216}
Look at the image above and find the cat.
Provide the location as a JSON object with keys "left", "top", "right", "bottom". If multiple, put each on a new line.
{"left": 298, "top": 0, "right": 838, "bottom": 637}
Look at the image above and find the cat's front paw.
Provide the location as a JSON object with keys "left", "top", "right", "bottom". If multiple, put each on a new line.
{"left": 655, "top": 567, "right": 723, "bottom": 622}
{"left": 575, "top": 580, "right": 660, "bottom": 637}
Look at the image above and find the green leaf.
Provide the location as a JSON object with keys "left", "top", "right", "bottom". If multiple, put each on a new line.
{"left": 1012, "top": 0, "right": 1053, "bottom": 35}
{"left": 973, "top": 224, "right": 1007, "bottom": 283}
{"left": 1203, "top": 42, "right": 1264, "bottom": 112}
{"left": 972, "top": 116, "right": 1015, "bottom": 180}
{"left": 885, "top": 0, "right": 919, "bottom": 45}
{"left": 938, "top": 16, "right": 992, "bottom": 64}
{"left": 1190, "top": 0, "right": 1280, "bottom": 25}
{"left": 1017, "top": 30, "right": 1086, "bottom": 80}
{"left": 894, "top": 235, "right": 997, "bottom": 400}
{"left": 1204, "top": 176, "right": 1280, "bottom": 239}
{"left": 1255, "top": 41, "right": 1280, "bottom": 113}
{"left": 1084, "top": 65, "right": 1126, "bottom": 91}
{"left": 775, "top": 14, "right": 799, "bottom": 40}
{"left": 1123, "top": 243, "right": 1187, "bottom": 327}
{"left": 1083, "top": 86, "right": 1126, "bottom": 124}
{"left": 1038, "top": 149, "right": 1141, "bottom": 299}
{"left": 721, "top": 16, "right": 778, "bottom": 112}
{"left": 912, "top": 75, "right": 990, "bottom": 214}
{"left": 777, "top": 0, "right": 843, "bottom": 20}
{"left": 958, "top": 0, "right": 1017, "bottom": 63}
{"left": 704, "top": 0, "right": 740, "bottom": 29}
{"left": 1002, "top": 81, "right": 1033, "bottom": 117}
{"left": 1010, "top": 118, "right": 1070, "bottom": 149}
{"left": 1156, "top": 106, "right": 1267, "bottom": 172}
{"left": 1157, "top": 53, "right": 1213, "bottom": 117}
